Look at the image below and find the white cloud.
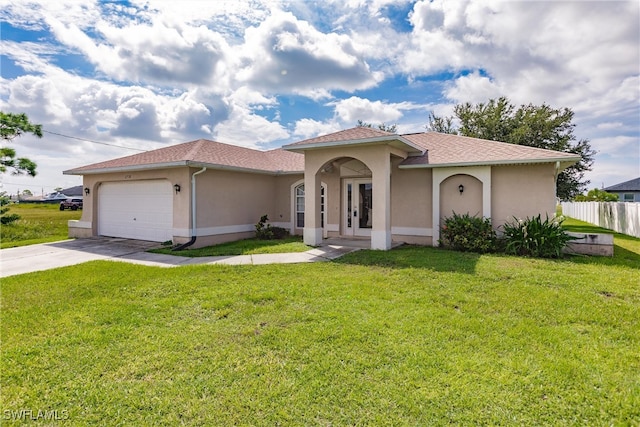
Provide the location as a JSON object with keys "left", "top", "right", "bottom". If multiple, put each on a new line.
{"left": 444, "top": 71, "right": 502, "bottom": 105}
{"left": 237, "top": 10, "right": 382, "bottom": 95}
{"left": 404, "top": 0, "right": 640, "bottom": 110}
{"left": 597, "top": 122, "right": 624, "bottom": 131}
{"left": 45, "top": 16, "right": 231, "bottom": 88}
{"left": 0, "top": 0, "right": 102, "bottom": 31}
{"left": 213, "top": 104, "right": 289, "bottom": 148}
{"left": 331, "top": 96, "right": 419, "bottom": 125}
{"left": 293, "top": 118, "right": 342, "bottom": 139}
{"left": 585, "top": 135, "right": 640, "bottom": 189}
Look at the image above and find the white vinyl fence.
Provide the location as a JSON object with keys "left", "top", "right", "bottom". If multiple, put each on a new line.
{"left": 561, "top": 202, "right": 640, "bottom": 238}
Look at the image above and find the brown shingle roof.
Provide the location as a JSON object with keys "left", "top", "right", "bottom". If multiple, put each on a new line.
{"left": 65, "top": 129, "right": 580, "bottom": 176}
{"left": 399, "top": 132, "right": 580, "bottom": 167}
{"left": 286, "top": 127, "right": 395, "bottom": 146}
{"left": 64, "top": 139, "right": 304, "bottom": 175}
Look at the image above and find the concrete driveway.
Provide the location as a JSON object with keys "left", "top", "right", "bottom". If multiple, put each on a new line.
{"left": 0, "top": 237, "right": 360, "bottom": 278}
{"left": 0, "top": 238, "right": 162, "bottom": 278}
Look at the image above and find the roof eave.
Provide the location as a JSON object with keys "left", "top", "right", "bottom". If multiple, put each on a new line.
{"left": 63, "top": 161, "right": 189, "bottom": 175}
{"left": 283, "top": 135, "right": 425, "bottom": 155}
{"left": 64, "top": 160, "right": 304, "bottom": 176}
{"left": 187, "top": 162, "right": 303, "bottom": 176}
{"left": 398, "top": 156, "right": 581, "bottom": 169}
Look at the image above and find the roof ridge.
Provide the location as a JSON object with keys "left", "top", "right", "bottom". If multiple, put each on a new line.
{"left": 420, "top": 132, "right": 580, "bottom": 157}
{"left": 183, "top": 139, "right": 209, "bottom": 161}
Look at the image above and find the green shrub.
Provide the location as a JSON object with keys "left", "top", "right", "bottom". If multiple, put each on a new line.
{"left": 502, "top": 214, "right": 576, "bottom": 258}
{"left": 255, "top": 215, "right": 289, "bottom": 240}
{"left": 0, "top": 192, "right": 20, "bottom": 225}
{"left": 440, "top": 212, "right": 497, "bottom": 253}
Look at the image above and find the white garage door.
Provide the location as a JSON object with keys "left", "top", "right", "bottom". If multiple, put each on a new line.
{"left": 98, "top": 180, "right": 173, "bottom": 242}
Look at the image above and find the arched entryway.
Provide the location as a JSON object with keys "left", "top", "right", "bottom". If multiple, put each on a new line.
{"left": 301, "top": 146, "right": 395, "bottom": 250}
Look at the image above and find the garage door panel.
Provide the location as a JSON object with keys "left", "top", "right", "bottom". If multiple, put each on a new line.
{"left": 98, "top": 181, "right": 173, "bottom": 242}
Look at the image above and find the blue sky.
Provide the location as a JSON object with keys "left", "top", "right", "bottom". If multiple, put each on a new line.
{"left": 1, "top": 0, "right": 638, "bottom": 195}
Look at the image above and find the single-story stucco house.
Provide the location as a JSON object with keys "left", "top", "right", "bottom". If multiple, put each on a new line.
{"left": 64, "top": 127, "right": 580, "bottom": 250}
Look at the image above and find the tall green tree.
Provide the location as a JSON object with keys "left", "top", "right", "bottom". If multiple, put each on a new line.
{"left": 427, "top": 97, "right": 595, "bottom": 200}
{"left": 1, "top": 112, "right": 42, "bottom": 177}
{"left": 0, "top": 112, "right": 42, "bottom": 224}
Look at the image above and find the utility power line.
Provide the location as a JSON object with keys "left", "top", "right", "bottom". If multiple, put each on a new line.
{"left": 43, "top": 130, "right": 147, "bottom": 152}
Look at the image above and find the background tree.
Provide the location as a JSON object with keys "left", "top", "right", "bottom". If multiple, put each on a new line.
{"left": 0, "top": 111, "right": 42, "bottom": 224}
{"left": 0, "top": 192, "right": 22, "bottom": 224}
{"left": 574, "top": 188, "right": 619, "bottom": 202}
{"left": 21, "top": 189, "right": 33, "bottom": 197}
{"left": 426, "top": 112, "right": 457, "bottom": 134}
{"left": 1, "top": 112, "right": 42, "bottom": 177}
{"left": 357, "top": 120, "right": 397, "bottom": 134}
{"left": 426, "top": 97, "right": 595, "bottom": 200}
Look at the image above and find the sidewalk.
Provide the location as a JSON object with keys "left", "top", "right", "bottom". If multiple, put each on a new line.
{"left": 111, "top": 245, "right": 360, "bottom": 268}
{"left": 0, "top": 238, "right": 360, "bottom": 278}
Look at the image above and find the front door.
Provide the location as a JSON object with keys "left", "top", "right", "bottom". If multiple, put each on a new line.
{"left": 343, "top": 179, "right": 372, "bottom": 237}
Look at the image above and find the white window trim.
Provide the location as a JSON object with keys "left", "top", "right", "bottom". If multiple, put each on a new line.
{"left": 291, "top": 179, "right": 326, "bottom": 235}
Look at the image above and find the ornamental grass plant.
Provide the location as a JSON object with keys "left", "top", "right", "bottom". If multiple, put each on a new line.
{"left": 502, "top": 214, "right": 576, "bottom": 258}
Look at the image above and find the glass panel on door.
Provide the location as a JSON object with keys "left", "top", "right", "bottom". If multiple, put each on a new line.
{"left": 346, "top": 183, "right": 352, "bottom": 229}
{"left": 358, "top": 183, "right": 372, "bottom": 229}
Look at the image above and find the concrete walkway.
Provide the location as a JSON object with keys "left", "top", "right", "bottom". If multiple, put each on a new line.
{"left": 0, "top": 237, "right": 361, "bottom": 278}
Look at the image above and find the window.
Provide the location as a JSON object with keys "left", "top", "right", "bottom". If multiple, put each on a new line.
{"left": 294, "top": 184, "right": 324, "bottom": 228}
{"left": 295, "top": 185, "right": 305, "bottom": 228}
{"left": 623, "top": 193, "right": 634, "bottom": 202}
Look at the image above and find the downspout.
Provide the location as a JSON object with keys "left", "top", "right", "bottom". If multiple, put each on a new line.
{"left": 554, "top": 161, "right": 561, "bottom": 201}
{"left": 173, "top": 166, "right": 207, "bottom": 251}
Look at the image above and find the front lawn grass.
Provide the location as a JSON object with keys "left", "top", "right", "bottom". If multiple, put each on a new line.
{"left": 150, "top": 235, "right": 310, "bottom": 256}
{"left": 2, "top": 246, "right": 638, "bottom": 425}
{"left": 562, "top": 216, "right": 640, "bottom": 267}
{"left": 0, "top": 203, "right": 80, "bottom": 248}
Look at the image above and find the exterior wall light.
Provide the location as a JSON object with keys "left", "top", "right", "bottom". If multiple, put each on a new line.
{"left": 458, "top": 184, "right": 464, "bottom": 194}
{"left": 84, "top": 187, "right": 90, "bottom": 195}
{"left": 174, "top": 184, "right": 181, "bottom": 194}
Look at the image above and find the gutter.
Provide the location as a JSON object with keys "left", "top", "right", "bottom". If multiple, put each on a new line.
{"left": 173, "top": 166, "right": 207, "bottom": 251}
{"left": 398, "top": 156, "right": 581, "bottom": 169}
{"left": 64, "top": 161, "right": 303, "bottom": 176}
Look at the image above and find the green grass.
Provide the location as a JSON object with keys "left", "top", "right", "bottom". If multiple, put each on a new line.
{"left": 562, "top": 216, "right": 640, "bottom": 267}
{"left": 0, "top": 203, "right": 81, "bottom": 248}
{"left": 2, "top": 245, "right": 638, "bottom": 425}
{"left": 150, "top": 236, "right": 311, "bottom": 256}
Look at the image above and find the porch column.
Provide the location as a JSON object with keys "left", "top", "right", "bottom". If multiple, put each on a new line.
{"left": 303, "top": 171, "right": 323, "bottom": 246}
{"left": 371, "top": 154, "right": 392, "bottom": 250}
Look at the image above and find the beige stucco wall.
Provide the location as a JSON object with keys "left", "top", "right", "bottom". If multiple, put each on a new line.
{"left": 491, "top": 164, "right": 557, "bottom": 229}
{"left": 273, "top": 174, "right": 304, "bottom": 229}
{"left": 391, "top": 163, "right": 432, "bottom": 229}
{"left": 69, "top": 155, "right": 559, "bottom": 249}
{"left": 440, "top": 174, "right": 483, "bottom": 220}
{"left": 195, "top": 169, "right": 276, "bottom": 228}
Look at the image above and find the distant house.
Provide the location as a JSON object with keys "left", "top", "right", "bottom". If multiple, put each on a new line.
{"left": 64, "top": 127, "right": 580, "bottom": 250}
{"left": 61, "top": 185, "right": 84, "bottom": 197}
{"left": 604, "top": 177, "right": 640, "bottom": 202}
